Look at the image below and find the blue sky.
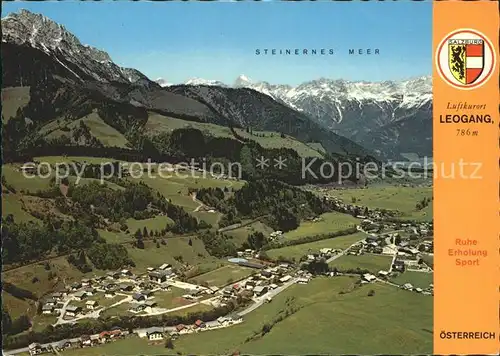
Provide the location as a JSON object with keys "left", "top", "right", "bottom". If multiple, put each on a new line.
{"left": 3, "top": 1, "right": 432, "bottom": 85}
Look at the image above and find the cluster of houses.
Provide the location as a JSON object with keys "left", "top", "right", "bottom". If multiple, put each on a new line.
{"left": 221, "top": 263, "right": 298, "bottom": 301}
{"left": 304, "top": 248, "right": 342, "bottom": 262}
{"left": 139, "top": 314, "right": 244, "bottom": 342}
{"left": 400, "top": 282, "right": 434, "bottom": 295}
{"left": 40, "top": 263, "right": 180, "bottom": 321}
{"left": 269, "top": 230, "right": 283, "bottom": 241}
{"left": 27, "top": 328, "right": 127, "bottom": 355}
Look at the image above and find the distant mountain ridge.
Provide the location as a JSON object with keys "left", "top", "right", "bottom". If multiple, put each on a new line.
{"left": 181, "top": 74, "right": 433, "bottom": 159}
{"left": 2, "top": 10, "right": 375, "bottom": 163}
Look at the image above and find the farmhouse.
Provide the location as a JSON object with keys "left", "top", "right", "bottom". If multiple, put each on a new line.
{"left": 320, "top": 248, "right": 334, "bottom": 255}
{"left": 194, "top": 319, "right": 206, "bottom": 328}
{"left": 159, "top": 263, "right": 172, "bottom": 270}
{"left": 253, "top": 286, "right": 268, "bottom": 296}
{"left": 42, "top": 304, "right": 54, "bottom": 315}
{"left": 121, "top": 269, "right": 132, "bottom": 276}
{"left": 85, "top": 287, "right": 96, "bottom": 296}
{"left": 148, "top": 330, "right": 164, "bottom": 341}
{"left": 119, "top": 284, "right": 134, "bottom": 292}
{"left": 51, "top": 292, "right": 64, "bottom": 300}
{"left": 362, "top": 273, "right": 377, "bottom": 282}
{"left": 86, "top": 300, "right": 99, "bottom": 310}
{"left": 54, "top": 303, "right": 64, "bottom": 314}
{"left": 106, "top": 271, "right": 120, "bottom": 279}
{"left": 403, "top": 283, "right": 413, "bottom": 290}
{"left": 378, "top": 270, "right": 389, "bottom": 277}
{"left": 297, "top": 277, "right": 310, "bottom": 284}
{"left": 176, "top": 324, "right": 186, "bottom": 332}
{"left": 81, "top": 335, "right": 91, "bottom": 347}
{"left": 81, "top": 278, "right": 91, "bottom": 287}
{"left": 131, "top": 304, "right": 146, "bottom": 313}
{"left": 261, "top": 270, "right": 272, "bottom": 278}
{"left": 145, "top": 300, "right": 157, "bottom": 308}
{"left": 149, "top": 270, "right": 171, "bottom": 283}
{"left": 65, "top": 305, "right": 82, "bottom": 317}
{"left": 28, "top": 342, "right": 43, "bottom": 355}
{"left": 73, "top": 291, "right": 87, "bottom": 301}
{"left": 141, "top": 290, "right": 154, "bottom": 298}
{"left": 44, "top": 298, "right": 56, "bottom": 307}
{"left": 279, "top": 275, "right": 292, "bottom": 283}
{"left": 133, "top": 293, "right": 146, "bottom": 302}
{"left": 105, "top": 291, "right": 116, "bottom": 298}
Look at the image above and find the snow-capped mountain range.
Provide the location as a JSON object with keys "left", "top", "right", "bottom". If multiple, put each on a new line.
{"left": 2, "top": 9, "right": 432, "bottom": 159}
{"left": 177, "top": 74, "right": 432, "bottom": 157}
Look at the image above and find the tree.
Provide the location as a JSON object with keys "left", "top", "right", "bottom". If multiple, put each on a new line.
{"left": 142, "top": 227, "right": 149, "bottom": 238}
{"left": 165, "top": 336, "right": 174, "bottom": 349}
{"left": 188, "top": 238, "right": 193, "bottom": 246}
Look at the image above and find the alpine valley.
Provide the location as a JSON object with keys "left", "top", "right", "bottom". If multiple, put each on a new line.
{"left": 2, "top": 9, "right": 378, "bottom": 175}
{"left": 184, "top": 75, "right": 433, "bottom": 160}
{"left": 1, "top": 7, "right": 434, "bottom": 356}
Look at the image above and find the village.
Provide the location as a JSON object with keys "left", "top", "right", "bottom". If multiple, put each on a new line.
{"left": 7, "top": 183, "right": 434, "bottom": 356}
{"left": 20, "top": 214, "right": 433, "bottom": 356}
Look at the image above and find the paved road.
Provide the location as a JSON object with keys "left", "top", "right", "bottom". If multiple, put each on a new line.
{"left": 326, "top": 238, "right": 366, "bottom": 264}
{"left": 239, "top": 277, "right": 298, "bottom": 316}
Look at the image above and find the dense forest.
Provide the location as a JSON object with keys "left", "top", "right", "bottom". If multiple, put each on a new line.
{"left": 1, "top": 217, "right": 102, "bottom": 265}
{"left": 196, "top": 179, "right": 331, "bottom": 232}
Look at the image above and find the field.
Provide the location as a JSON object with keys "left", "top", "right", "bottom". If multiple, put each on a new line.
{"left": 189, "top": 265, "right": 255, "bottom": 287}
{"left": 283, "top": 212, "right": 359, "bottom": 241}
{"left": 331, "top": 186, "right": 433, "bottom": 221}
{"left": 43, "top": 112, "right": 130, "bottom": 148}
{"left": 266, "top": 232, "right": 367, "bottom": 261}
{"left": 125, "top": 215, "right": 174, "bottom": 233}
{"left": 138, "top": 174, "right": 243, "bottom": 212}
{"left": 191, "top": 210, "right": 222, "bottom": 226}
{"left": 68, "top": 276, "right": 432, "bottom": 355}
{"left": 3, "top": 257, "right": 93, "bottom": 295}
{"left": 2, "top": 86, "right": 31, "bottom": 122}
{"left": 145, "top": 113, "right": 235, "bottom": 139}
{"left": 126, "top": 238, "right": 218, "bottom": 273}
{"left": 234, "top": 128, "right": 324, "bottom": 158}
{"left": 34, "top": 156, "right": 126, "bottom": 165}
{"left": 390, "top": 271, "right": 433, "bottom": 289}
{"left": 329, "top": 254, "right": 393, "bottom": 273}
{"left": 150, "top": 286, "right": 192, "bottom": 309}
{"left": 224, "top": 221, "right": 275, "bottom": 247}
{"left": 145, "top": 113, "right": 324, "bottom": 159}
{"left": 2, "top": 164, "right": 54, "bottom": 193}
{"left": 1, "top": 193, "right": 40, "bottom": 223}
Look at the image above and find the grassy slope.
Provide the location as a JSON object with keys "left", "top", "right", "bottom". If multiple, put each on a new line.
{"left": 283, "top": 212, "right": 359, "bottom": 241}
{"left": 189, "top": 265, "right": 255, "bottom": 287}
{"left": 224, "top": 221, "right": 275, "bottom": 247}
{"left": 145, "top": 113, "right": 324, "bottom": 159}
{"left": 390, "top": 271, "right": 433, "bottom": 289}
{"left": 2, "top": 86, "right": 31, "bottom": 122}
{"left": 70, "top": 276, "right": 431, "bottom": 355}
{"left": 42, "top": 111, "right": 130, "bottom": 148}
{"left": 331, "top": 186, "right": 433, "bottom": 221}
{"left": 329, "top": 254, "right": 393, "bottom": 273}
{"left": 267, "top": 232, "right": 367, "bottom": 261}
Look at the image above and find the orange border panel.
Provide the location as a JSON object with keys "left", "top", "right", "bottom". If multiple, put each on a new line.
{"left": 433, "top": 1, "right": 500, "bottom": 354}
